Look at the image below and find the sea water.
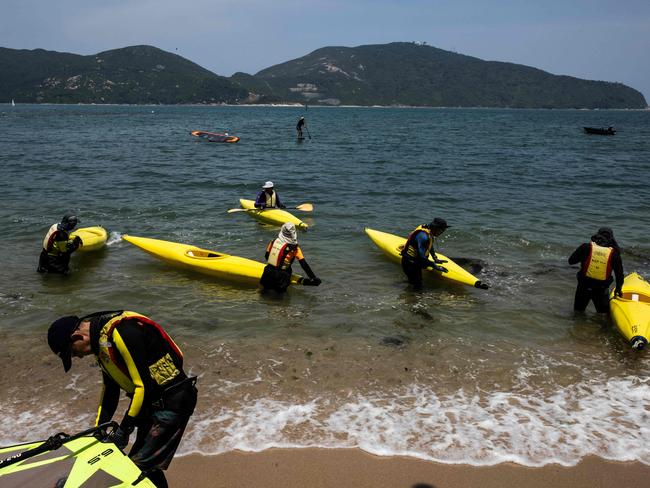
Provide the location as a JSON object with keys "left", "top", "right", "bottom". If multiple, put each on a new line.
{"left": 0, "top": 104, "right": 649, "bottom": 466}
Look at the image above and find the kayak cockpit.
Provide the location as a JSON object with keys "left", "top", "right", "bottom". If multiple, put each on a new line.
{"left": 186, "top": 250, "right": 225, "bottom": 259}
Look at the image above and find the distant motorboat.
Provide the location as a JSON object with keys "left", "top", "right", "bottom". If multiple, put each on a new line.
{"left": 584, "top": 126, "right": 616, "bottom": 135}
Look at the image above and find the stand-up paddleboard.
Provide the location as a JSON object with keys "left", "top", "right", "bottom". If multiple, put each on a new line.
{"left": 365, "top": 228, "right": 488, "bottom": 289}
{"left": 238, "top": 199, "right": 308, "bottom": 230}
{"left": 190, "top": 130, "right": 240, "bottom": 143}
{"left": 610, "top": 273, "right": 650, "bottom": 350}
{"left": 123, "top": 235, "right": 303, "bottom": 285}
{"left": 69, "top": 226, "right": 108, "bottom": 252}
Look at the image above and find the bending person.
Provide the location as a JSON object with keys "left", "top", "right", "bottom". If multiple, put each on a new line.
{"left": 37, "top": 214, "right": 82, "bottom": 274}
{"left": 400, "top": 218, "right": 450, "bottom": 288}
{"left": 260, "top": 222, "right": 321, "bottom": 292}
{"left": 47, "top": 310, "right": 198, "bottom": 488}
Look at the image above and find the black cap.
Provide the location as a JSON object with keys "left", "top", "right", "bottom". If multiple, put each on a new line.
{"left": 429, "top": 218, "right": 450, "bottom": 229}
{"left": 47, "top": 316, "right": 80, "bottom": 372}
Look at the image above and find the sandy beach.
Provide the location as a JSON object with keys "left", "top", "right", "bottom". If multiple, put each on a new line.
{"left": 167, "top": 448, "right": 650, "bottom": 488}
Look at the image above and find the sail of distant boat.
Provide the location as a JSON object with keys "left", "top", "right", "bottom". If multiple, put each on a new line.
{"left": 11, "top": 99, "right": 15, "bottom": 107}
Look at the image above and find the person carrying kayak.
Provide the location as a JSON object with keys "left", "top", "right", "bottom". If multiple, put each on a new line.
{"left": 255, "top": 181, "right": 286, "bottom": 209}
{"left": 296, "top": 116, "right": 306, "bottom": 138}
{"left": 400, "top": 218, "right": 450, "bottom": 288}
{"left": 260, "top": 222, "right": 321, "bottom": 292}
{"left": 37, "top": 214, "right": 82, "bottom": 274}
{"left": 568, "top": 227, "right": 624, "bottom": 312}
{"left": 47, "top": 310, "right": 198, "bottom": 488}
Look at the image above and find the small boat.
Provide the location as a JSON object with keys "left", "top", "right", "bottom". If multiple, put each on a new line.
{"left": 238, "top": 199, "right": 308, "bottom": 230}
{"left": 583, "top": 126, "right": 616, "bottom": 135}
{"left": 122, "top": 235, "right": 303, "bottom": 285}
{"left": 609, "top": 273, "right": 650, "bottom": 350}
{"left": 364, "top": 228, "right": 489, "bottom": 289}
{"left": 69, "top": 226, "right": 108, "bottom": 252}
{"left": 190, "top": 130, "right": 240, "bottom": 143}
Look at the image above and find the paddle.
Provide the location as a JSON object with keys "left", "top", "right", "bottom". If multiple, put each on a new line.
{"left": 227, "top": 203, "right": 313, "bottom": 213}
{"left": 305, "top": 126, "right": 312, "bottom": 140}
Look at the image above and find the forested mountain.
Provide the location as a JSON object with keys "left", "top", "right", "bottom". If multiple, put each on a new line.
{"left": 0, "top": 45, "right": 248, "bottom": 104}
{"left": 238, "top": 42, "right": 646, "bottom": 109}
{"left": 1, "top": 43, "right": 646, "bottom": 108}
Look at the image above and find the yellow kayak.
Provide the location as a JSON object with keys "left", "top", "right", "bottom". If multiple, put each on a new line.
{"left": 122, "top": 235, "right": 302, "bottom": 285}
{"left": 239, "top": 199, "right": 308, "bottom": 230}
{"left": 365, "top": 228, "right": 488, "bottom": 289}
{"left": 69, "top": 226, "right": 108, "bottom": 252}
{"left": 609, "top": 272, "right": 650, "bottom": 350}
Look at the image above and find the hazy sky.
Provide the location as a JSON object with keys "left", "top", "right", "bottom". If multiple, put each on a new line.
{"left": 2, "top": 0, "right": 649, "bottom": 100}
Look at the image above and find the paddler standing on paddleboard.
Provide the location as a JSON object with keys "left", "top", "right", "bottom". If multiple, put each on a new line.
{"left": 400, "top": 218, "right": 450, "bottom": 288}
{"left": 255, "top": 181, "right": 286, "bottom": 209}
{"left": 260, "top": 222, "right": 321, "bottom": 292}
{"left": 568, "top": 227, "right": 624, "bottom": 312}
{"left": 37, "top": 214, "right": 82, "bottom": 274}
{"left": 296, "top": 116, "right": 306, "bottom": 138}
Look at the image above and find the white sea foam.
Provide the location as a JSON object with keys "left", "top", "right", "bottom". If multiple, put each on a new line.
{"left": 107, "top": 231, "right": 122, "bottom": 246}
{"left": 177, "top": 376, "right": 650, "bottom": 466}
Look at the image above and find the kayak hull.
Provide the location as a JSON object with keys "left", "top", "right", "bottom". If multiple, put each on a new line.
{"left": 365, "top": 227, "right": 487, "bottom": 289}
{"left": 69, "top": 226, "right": 108, "bottom": 252}
{"left": 122, "top": 235, "right": 301, "bottom": 285}
{"left": 609, "top": 273, "right": 650, "bottom": 349}
{"left": 239, "top": 199, "right": 308, "bottom": 230}
{"left": 190, "top": 130, "right": 240, "bottom": 143}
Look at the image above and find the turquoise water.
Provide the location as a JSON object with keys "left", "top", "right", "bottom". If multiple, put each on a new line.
{"left": 0, "top": 105, "right": 649, "bottom": 466}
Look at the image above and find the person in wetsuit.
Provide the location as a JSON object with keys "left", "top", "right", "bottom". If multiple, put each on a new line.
{"left": 400, "top": 218, "right": 450, "bottom": 288}
{"left": 296, "top": 116, "right": 305, "bottom": 138}
{"left": 568, "top": 227, "right": 624, "bottom": 312}
{"left": 254, "top": 181, "right": 286, "bottom": 209}
{"left": 37, "top": 214, "right": 81, "bottom": 274}
{"left": 48, "top": 311, "right": 198, "bottom": 488}
{"left": 260, "top": 222, "right": 321, "bottom": 292}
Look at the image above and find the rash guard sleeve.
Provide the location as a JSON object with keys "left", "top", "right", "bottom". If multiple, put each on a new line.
{"left": 96, "top": 372, "right": 120, "bottom": 426}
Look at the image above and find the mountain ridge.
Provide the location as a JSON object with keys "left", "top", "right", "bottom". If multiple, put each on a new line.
{"left": 0, "top": 42, "right": 646, "bottom": 108}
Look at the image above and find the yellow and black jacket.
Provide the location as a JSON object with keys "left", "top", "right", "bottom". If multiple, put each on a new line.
{"left": 87, "top": 311, "right": 186, "bottom": 429}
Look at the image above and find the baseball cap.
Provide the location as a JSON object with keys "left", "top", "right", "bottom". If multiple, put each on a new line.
{"left": 47, "top": 316, "right": 80, "bottom": 372}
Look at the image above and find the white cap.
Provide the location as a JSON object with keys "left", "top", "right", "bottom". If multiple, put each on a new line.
{"left": 262, "top": 181, "right": 274, "bottom": 189}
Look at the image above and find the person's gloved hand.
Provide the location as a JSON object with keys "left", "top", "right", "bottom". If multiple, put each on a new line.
{"left": 433, "top": 265, "right": 448, "bottom": 273}
{"left": 434, "top": 258, "right": 447, "bottom": 264}
{"left": 93, "top": 427, "right": 108, "bottom": 442}
{"left": 107, "top": 426, "right": 130, "bottom": 450}
{"left": 615, "top": 288, "right": 623, "bottom": 298}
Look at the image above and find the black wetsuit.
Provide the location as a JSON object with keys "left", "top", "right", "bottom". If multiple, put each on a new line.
{"left": 296, "top": 118, "right": 305, "bottom": 137}
{"left": 89, "top": 312, "right": 197, "bottom": 488}
{"left": 568, "top": 243, "right": 623, "bottom": 312}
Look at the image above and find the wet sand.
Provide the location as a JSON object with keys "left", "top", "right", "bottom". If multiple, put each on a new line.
{"left": 167, "top": 449, "right": 650, "bottom": 488}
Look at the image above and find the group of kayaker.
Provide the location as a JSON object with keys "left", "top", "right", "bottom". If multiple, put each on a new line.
{"left": 34, "top": 194, "right": 628, "bottom": 488}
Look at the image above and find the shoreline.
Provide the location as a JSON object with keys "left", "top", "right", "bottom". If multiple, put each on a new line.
{"left": 167, "top": 448, "right": 650, "bottom": 487}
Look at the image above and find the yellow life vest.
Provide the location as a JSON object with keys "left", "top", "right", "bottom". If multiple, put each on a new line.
{"left": 267, "top": 239, "right": 295, "bottom": 270}
{"left": 583, "top": 242, "right": 614, "bottom": 281}
{"left": 403, "top": 225, "right": 433, "bottom": 259}
{"left": 264, "top": 191, "right": 277, "bottom": 208}
{"left": 96, "top": 311, "right": 183, "bottom": 394}
{"left": 42, "top": 224, "right": 69, "bottom": 255}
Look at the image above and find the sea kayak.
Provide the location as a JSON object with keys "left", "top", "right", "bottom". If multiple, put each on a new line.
{"left": 69, "top": 226, "right": 108, "bottom": 252}
{"left": 122, "top": 235, "right": 302, "bottom": 285}
{"left": 239, "top": 199, "right": 308, "bottom": 230}
{"left": 365, "top": 228, "right": 488, "bottom": 289}
{"left": 190, "top": 130, "right": 240, "bottom": 143}
{"left": 609, "top": 272, "right": 650, "bottom": 350}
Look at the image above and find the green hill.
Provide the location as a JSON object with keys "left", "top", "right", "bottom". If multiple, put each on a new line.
{"left": 0, "top": 45, "right": 248, "bottom": 104}
{"left": 241, "top": 42, "right": 646, "bottom": 109}
{"left": 1, "top": 42, "right": 646, "bottom": 108}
